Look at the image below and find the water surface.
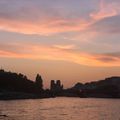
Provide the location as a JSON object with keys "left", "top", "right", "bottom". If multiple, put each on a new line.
{"left": 0, "top": 97, "right": 120, "bottom": 120}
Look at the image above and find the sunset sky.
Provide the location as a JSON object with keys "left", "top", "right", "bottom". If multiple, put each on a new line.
{"left": 0, "top": 0, "right": 120, "bottom": 88}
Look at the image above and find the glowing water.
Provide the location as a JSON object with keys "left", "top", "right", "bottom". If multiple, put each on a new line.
{"left": 0, "top": 97, "right": 120, "bottom": 120}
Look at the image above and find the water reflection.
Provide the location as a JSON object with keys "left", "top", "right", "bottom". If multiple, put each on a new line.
{"left": 0, "top": 98, "right": 120, "bottom": 120}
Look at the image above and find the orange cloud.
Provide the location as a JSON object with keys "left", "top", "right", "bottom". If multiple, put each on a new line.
{"left": 0, "top": 43, "right": 119, "bottom": 67}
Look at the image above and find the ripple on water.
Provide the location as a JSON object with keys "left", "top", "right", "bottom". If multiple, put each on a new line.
{"left": 0, "top": 98, "right": 120, "bottom": 120}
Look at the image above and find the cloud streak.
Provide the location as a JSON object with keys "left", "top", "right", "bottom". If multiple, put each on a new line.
{"left": 0, "top": 43, "right": 119, "bottom": 67}
{"left": 0, "top": 0, "right": 92, "bottom": 35}
{"left": 0, "top": 0, "right": 120, "bottom": 67}
{"left": 1, "top": 0, "right": 120, "bottom": 35}
{"left": 0, "top": 15, "right": 91, "bottom": 35}
{"left": 90, "top": 0, "right": 119, "bottom": 20}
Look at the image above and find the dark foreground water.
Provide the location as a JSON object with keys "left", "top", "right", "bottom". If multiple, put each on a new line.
{"left": 0, "top": 97, "right": 120, "bottom": 120}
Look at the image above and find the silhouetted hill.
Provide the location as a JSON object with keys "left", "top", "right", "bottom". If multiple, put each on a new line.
{"left": 72, "top": 76, "right": 120, "bottom": 98}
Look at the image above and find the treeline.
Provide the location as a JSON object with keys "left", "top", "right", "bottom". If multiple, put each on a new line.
{"left": 0, "top": 69, "right": 43, "bottom": 94}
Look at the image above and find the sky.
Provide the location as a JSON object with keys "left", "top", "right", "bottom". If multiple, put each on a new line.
{"left": 0, "top": 0, "right": 120, "bottom": 88}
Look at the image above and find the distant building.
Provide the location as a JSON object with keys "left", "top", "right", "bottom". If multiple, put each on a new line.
{"left": 50, "top": 80, "right": 63, "bottom": 92}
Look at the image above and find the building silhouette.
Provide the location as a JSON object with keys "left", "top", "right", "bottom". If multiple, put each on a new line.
{"left": 50, "top": 80, "right": 63, "bottom": 92}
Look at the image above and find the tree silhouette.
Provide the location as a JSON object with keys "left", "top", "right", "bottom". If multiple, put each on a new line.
{"left": 35, "top": 74, "right": 43, "bottom": 90}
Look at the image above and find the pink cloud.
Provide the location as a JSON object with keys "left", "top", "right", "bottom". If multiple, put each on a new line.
{"left": 90, "top": 0, "right": 120, "bottom": 20}
{"left": 0, "top": 0, "right": 120, "bottom": 36}
{"left": 0, "top": 17, "right": 91, "bottom": 35}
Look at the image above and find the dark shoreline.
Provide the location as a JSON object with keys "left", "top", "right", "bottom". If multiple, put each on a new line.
{"left": 0, "top": 69, "right": 120, "bottom": 100}
{"left": 0, "top": 92, "right": 120, "bottom": 101}
{"left": 0, "top": 92, "right": 54, "bottom": 100}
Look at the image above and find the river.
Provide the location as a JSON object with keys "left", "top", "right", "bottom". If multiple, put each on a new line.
{"left": 0, "top": 97, "right": 120, "bottom": 120}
